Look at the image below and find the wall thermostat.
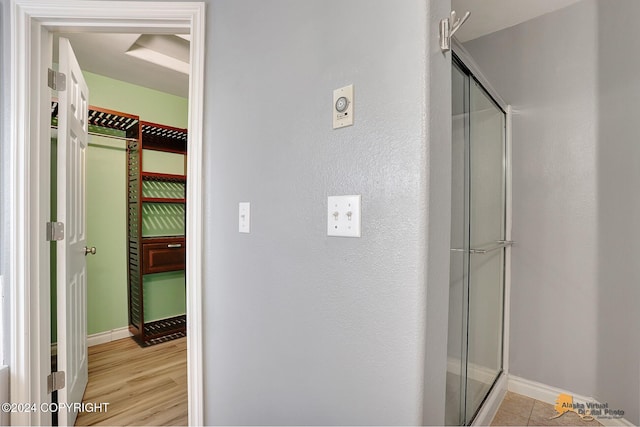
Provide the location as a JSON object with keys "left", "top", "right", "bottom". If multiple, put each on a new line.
{"left": 333, "top": 84, "right": 354, "bottom": 129}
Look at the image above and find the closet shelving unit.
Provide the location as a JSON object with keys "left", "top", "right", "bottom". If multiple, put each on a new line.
{"left": 128, "top": 120, "right": 188, "bottom": 346}
{"left": 52, "top": 102, "right": 140, "bottom": 138}
{"left": 53, "top": 101, "right": 188, "bottom": 346}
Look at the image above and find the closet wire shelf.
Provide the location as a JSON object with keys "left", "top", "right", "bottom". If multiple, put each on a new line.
{"left": 139, "top": 315, "right": 187, "bottom": 347}
{"left": 51, "top": 101, "right": 140, "bottom": 138}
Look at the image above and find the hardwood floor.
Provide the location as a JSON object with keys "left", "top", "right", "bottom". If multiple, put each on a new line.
{"left": 75, "top": 336, "right": 187, "bottom": 426}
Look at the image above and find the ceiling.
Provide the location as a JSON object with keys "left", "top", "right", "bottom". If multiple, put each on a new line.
{"left": 452, "top": 0, "right": 583, "bottom": 42}
{"left": 55, "top": 32, "right": 190, "bottom": 98}
{"left": 56, "top": 1, "right": 583, "bottom": 98}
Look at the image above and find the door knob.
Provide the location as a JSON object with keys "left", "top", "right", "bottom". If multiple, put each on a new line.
{"left": 84, "top": 246, "right": 97, "bottom": 256}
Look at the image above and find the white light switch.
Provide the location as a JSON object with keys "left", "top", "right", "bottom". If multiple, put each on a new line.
{"left": 327, "top": 195, "right": 361, "bottom": 237}
{"left": 239, "top": 202, "right": 250, "bottom": 233}
{"left": 333, "top": 84, "right": 354, "bottom": 129}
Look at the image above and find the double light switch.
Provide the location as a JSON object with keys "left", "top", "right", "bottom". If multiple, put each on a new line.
{"left": 327, "top": 195, "right": 361, "bottom": 237}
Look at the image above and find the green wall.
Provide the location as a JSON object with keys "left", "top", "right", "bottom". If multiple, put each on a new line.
{"left": 52, "top": 70, "right": 188, "bottom": 341}
{"left": 143, "top": 272, "right": 187, "bottom": 321}
{"left": 83, "top": 71, "right": 188, "bottom": 128}
{"left": 85, "top": 71, "right": 188, "bottom": 333}
{"left": 86, "top": 135, "right": 129, "bottom": 334}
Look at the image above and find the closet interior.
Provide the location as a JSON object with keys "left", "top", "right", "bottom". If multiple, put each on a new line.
{"left": 51, "top": 102, "right": 188, "bottom": 347}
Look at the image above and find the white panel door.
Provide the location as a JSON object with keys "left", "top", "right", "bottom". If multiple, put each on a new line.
{"left": 56, "top": 36, "right": 89, "bottom": 427}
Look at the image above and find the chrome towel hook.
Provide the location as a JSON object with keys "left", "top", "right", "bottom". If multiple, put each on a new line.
{"left": 440, "top": 10, "right": 471, "bottom": 52}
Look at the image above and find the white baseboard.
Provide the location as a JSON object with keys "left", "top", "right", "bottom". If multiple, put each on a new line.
{"left": 87, "top": 326, "right": 132, "bottom": 347}
{"left": 472, "top": 372, "right": 508, "bottom": 426}
{"left": 508, "top": 375, "right": 634, "bottom": 427}
{"left": 51, "top": 327, "right": 131, "bottom": 353}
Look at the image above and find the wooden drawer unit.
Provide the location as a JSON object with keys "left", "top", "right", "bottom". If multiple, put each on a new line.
{"left": 142, "top": 237, "right": 185, "bottom": 274}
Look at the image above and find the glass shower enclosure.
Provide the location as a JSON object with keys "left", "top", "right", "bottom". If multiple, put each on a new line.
{"left": 446, "top": 55, "right": 508, "bottom": 426}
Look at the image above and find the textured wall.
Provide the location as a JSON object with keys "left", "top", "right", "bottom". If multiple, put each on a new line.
{"left": 203, "top": 0, "right": 447, "bottom": 424}
{"left": 423, "top": 0, "right": 453, "bottom": 423}
{"left": 465, "top": 0, "right": 600, "bottom": 397}
{"left": 0, "top": 1, "right": 453, "bottom": 424}
{"left": 595, "top": 1, "right": 640, "bottom": 424}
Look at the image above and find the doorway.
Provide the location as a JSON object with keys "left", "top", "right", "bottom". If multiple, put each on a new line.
{"left": 8, "top": 2, "right": 205, "bottom": 426}
{"left": 446, "top": 54, "right": 509, "bottom": 426}
{"left": 50, "top": 50, "right": 190, "bottom": 424}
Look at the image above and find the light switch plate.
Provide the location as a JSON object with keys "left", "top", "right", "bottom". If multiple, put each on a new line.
{"left": 239, "top": 202, "right": 250, "bottom": 233}
{"left": 327, "top": 195, "right": 361, "bottom": 237}
{"left": 333, "top": 84, "right": 354, "bottom": 129}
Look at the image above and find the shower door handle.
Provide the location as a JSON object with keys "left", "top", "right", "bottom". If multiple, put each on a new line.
{"left": 450, "top": 240, "right": 514, "bottom": 254}
{"left": 469, "top": 240, "right": 514, "bottom": 254}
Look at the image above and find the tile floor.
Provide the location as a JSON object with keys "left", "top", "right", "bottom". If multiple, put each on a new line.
{"left": 491, "top": 392, "right": 603, "bottom": 426}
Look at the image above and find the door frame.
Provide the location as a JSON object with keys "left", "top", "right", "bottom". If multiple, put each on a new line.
{"left": 8, "top": 1, "right": 205, "bottom": 425}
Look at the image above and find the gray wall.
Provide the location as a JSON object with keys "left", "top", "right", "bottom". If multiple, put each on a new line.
{"left": 465, "top": 1, "right": 639, "bottom": 424}
{"left": 466, "top": 0, "right": 600, "bottom": 395}
{"left": 423, "top": 1, "right": 453, "bottom": 424}
{"left": 595, "top": 1, "right": 640, "bottom": 424}
{"left": 203, "top": 0, "right": 450, "bottom": 425}
{"left": 3, "top": 0, "right": 637, "bottom": 425}
{"left": 0, "top": 0, "right": 451, "bottom": 424}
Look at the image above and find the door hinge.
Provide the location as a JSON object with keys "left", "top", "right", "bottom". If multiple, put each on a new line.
{"left": 46, "top": 222, "right": 65, "bottom": 241}
{"left": 47, "top": 371, "right": 65, "bottom": 394}
{"left": 47, "top": 68, "right": 66, "bottom": 91}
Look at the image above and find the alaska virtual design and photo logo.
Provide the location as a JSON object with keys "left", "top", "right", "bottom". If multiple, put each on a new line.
{"left": 552, "top": 393, "right": 625, "bottom": 421}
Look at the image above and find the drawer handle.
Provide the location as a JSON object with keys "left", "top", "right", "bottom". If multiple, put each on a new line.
{"left": 167, "top": 244, "right": 182, "bottom": 248}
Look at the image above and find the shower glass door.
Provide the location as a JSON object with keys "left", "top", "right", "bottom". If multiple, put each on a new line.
{"left": 446, "top": 57, "right": 506, "bottom": 426}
